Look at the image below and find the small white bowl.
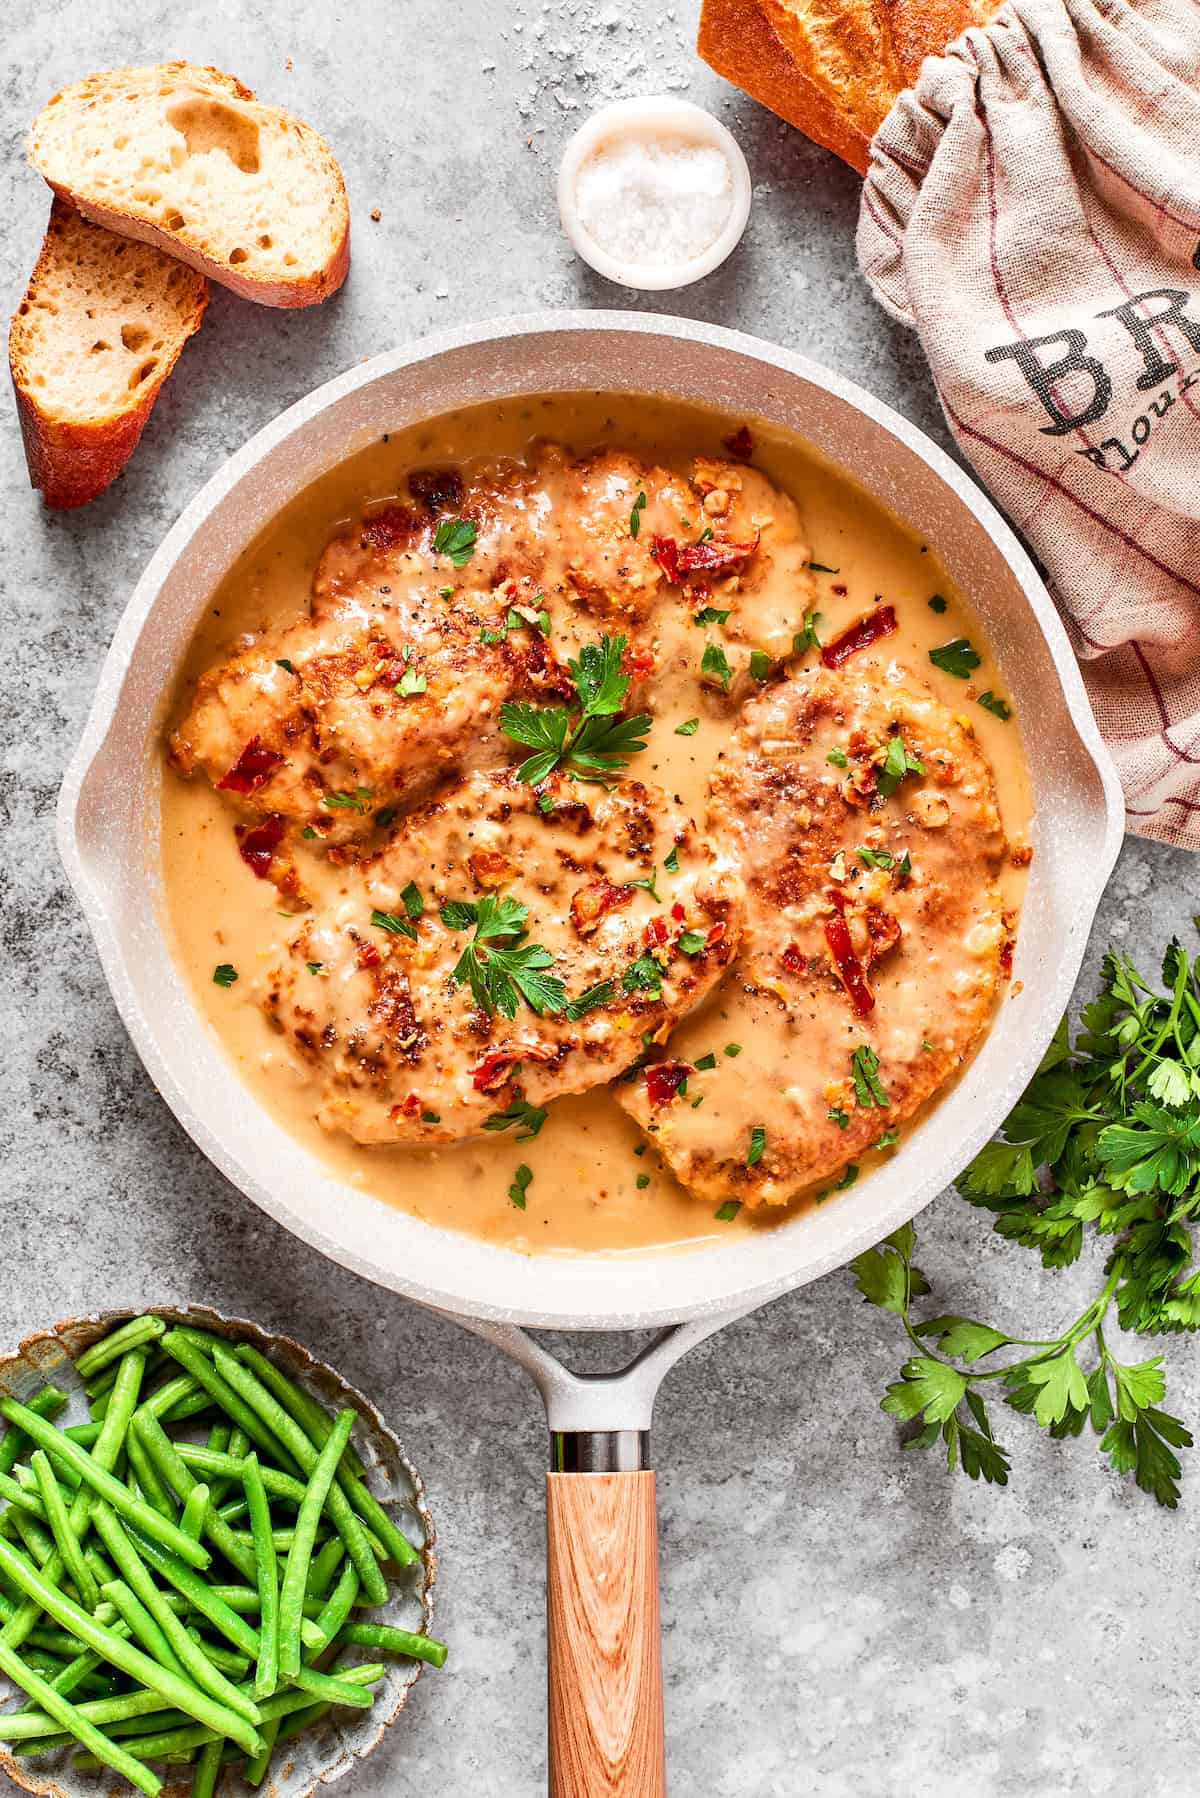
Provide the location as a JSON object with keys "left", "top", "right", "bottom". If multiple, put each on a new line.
{"left": 558, "top": 96, "right": 752, "bottom": 292}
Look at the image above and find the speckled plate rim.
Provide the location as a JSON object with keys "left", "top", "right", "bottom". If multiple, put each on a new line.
{"left": 0, "top": 1303, "right": 436, "bottom": 1798}
{"left": 56, "top": 310, "right": 1126, "bottom": 1330}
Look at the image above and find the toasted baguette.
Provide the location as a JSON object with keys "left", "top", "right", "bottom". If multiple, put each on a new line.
{"left": 28, "top": 62, "right": 349, "bottom": 308}
{"left": 10, "top": 198, "right": 208, "bottom": 509}
{"left": 699, "top": 0, "right": 1001, "bottom": 172}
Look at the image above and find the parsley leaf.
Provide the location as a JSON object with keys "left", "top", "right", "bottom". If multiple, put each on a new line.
{"left": 928, "top": 593, "right": 949, "bottom": 614}
{"left": 565, "top": 980, "right": 614, "bottom": 1022}
{"left": 675, "top": 718, "right": 700, "bottom": 737}
{"left": 484, "top": 1099, "right": 548, "bottom": 1140}
{"left": 432, "top": 517, "right": 478, "bottom": 567}
{"left": 701, "top": 642, "right": 732, "bottom": 692}
{"left": 400, "top": 881, "right": 424, "bottom": 920}
{"left": 508, "top": 1164, "right": 533, "bottom": 1209}
{"left": 622, "top": 952, "right": 663, "bottom": 998}
{"left": 929, "top": 637, "right": 981, "bottom": 679}
{"left": 629, "top": 490, "right": 646, "bottom": 538}
{"left": 714, "top": 1200, "right": 742, "bottom": 1221}
{"left": 746, "top": 1125, "right": 766, "bottom": 1167}
{"left": 851, "top": 1045, "right": 889, "bottom": 1107}
{"left": 440, "top": 892, "right": 566, "bottom": 1018}
{"left": 792, "top": 610, "right": 824, "bottom": 655}
{"left": 213, "top": 963, "right": 238, "bottom": 988}
{"left": 499, "top": 633, "right": 651, "bottom": 784}
{"left": 371, "top": 908, "right": 417, "bottom": 940}
{"left": 877, "top": 734, "right": 925, "bottom": 797}
{"left": 977, "top": 691, "right": 1012, "bottom": 721}
{"left": 749, "top": 649, "right": 774, "bottom": 681}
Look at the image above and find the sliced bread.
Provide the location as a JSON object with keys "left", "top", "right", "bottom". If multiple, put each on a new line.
{"left": 28, "top": 62, "right": 349, "bottom": 308}
{"left": 10, "top": 198, "right": 209, "bottom": 509}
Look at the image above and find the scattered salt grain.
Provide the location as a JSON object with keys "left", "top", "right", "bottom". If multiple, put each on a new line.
{"left": 574, "top": 137, "right": 733, "bottom": 269}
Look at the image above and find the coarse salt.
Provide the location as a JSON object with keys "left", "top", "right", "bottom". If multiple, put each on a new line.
{"left": 573, "top": 136, "right": 734, "bottom": 270}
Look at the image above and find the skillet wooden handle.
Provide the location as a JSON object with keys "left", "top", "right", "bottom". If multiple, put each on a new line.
{"left": 546, "top": 1470, "right": 666, "bottom": 1797}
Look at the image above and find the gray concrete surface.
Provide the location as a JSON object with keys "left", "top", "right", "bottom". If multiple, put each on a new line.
{"left": 2, "top": 3, "right": 1197, "bottom": 1793}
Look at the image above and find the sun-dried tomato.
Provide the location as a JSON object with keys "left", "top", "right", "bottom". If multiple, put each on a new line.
{"left": 356, "top": 940, "right": 382, "bottom": 970}
{"left": 218, "top": 737, "right": 283, "bottom": 794}
{"left": 235, "top": 815, "right": 285, "bottom": 878}
{"left": 642, "top": 915, "right": 669, "bottom": 948}
{"left": 570, "top": 879, "right": 632, "bottom": 936}
{"left": 471, "top": 1041, "right": 558, "bottom": 1092}
{"left": 653, "top": 535, "right": 758, "bottom": 584}
{"left": 781, "top": 942, "right": 805, "bottom": 973}
{"left": 644, "top": 1062, "right": 692, "bottom": 1108}
{"left": 821, "top": 606, "right": 898, "bottom": 669}
{"left": 722, "top": 424, "right": 754, "bottom": 460}
{"left": 824, "top": 910, "right": 875, "bottom": 1017}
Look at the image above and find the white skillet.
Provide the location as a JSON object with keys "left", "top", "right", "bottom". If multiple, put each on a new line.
{"left": 57, "top": 314, "right": 1124, "bottom": 1795}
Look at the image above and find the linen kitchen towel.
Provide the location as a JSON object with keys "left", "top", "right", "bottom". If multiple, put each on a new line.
{"left": 857, "top": 0, "right": 1200, "bottom": 849}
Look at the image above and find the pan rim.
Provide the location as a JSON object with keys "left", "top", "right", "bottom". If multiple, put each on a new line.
{"left": 56, "top": 309, "right": 1125, "bottom": 1330}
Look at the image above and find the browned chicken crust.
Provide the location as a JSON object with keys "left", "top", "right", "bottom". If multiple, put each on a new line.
{"left": 616, "top": 662, "right": 1008, "bottom": 1205}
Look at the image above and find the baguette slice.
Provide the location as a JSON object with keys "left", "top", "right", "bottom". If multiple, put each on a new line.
{"left": 28, "top": 62, "right": 349, "bottom": 308}
{"left": 10, "top": 198, "right": 208, "bottom": 509}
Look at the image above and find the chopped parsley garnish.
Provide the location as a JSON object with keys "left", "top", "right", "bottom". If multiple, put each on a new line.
{"left": 749, "top": 649, "right": 774, "bottom": 682}
{"left": 636, "top": 1173, "right": 651, "bottom": 1190}
{"left": 439, "top": 893, "right": 566, "bottom": 1019}
{"left": 978, "top": 691, "right": 1012, "bottom": 721}
{"left": 695, "top": 526, "right": 714, "bottom": 546}
{"left": 724, "top": 1042, "right": 742, "bottom": 1058}
{"left": 508, "top": 1164, "right": 533, "bottom": 1210}
{"left": 536, "top": 793, "right": 554, "bottom": 814}
{"left": 371, "top": 907, "right": 418, "bottom": 940}
{"left": 439, "top": 586, "right": 454, "bottom": 600}
{"left": 323, "top": 787, "right": 373, "bottom": 812}
{"left": 858, "top": 848, "right": 895, "bottom": 870}
{"left": 921, "top": 1039, "right": 936, "bottom": 1052}
{"left": 565, "top": 980, "right": 614, "bottom": 1022}
{"left": 629, "top": 870, "right": 661, "bottom": 903}
{"left": 432, "top": 516, "right": 478, "bottom": 567}
{"left": 835, "top": 1164, "right": 860, "bottom": 1190}
{"left": 212, "top": 963, "right": 238, "bottom": 988}
{"left": 484, "top": 1099, "right": 548, "bottom": 1140}
{"left": 500, "top": 633, "right": 651, "bottom": 786}
{"left": 400, "top": 880, "right": 424, "bottom": 920}
{"left": 792, "top": 610, "right": 824, "bottom": 654}
{"left": 701, "top": 642, "right": 732, "bottom": 692}
{"left": 375, "top": 806, "right": 398, "bottom": 830}
{"left": 746, "top": 1125, "right": 766, "bottom": 1167}
{"left": 714, "top": 1199, "right": 742, "bottom": 1221}
{"left": 306, "top": 961, "right": 326, "bottom": 976}
{"left": 675, "top": 718, "right": 700, "bottom": 737}
{"left": 664, "top": 846, "right": 680, "bottom": 874}
{"left": 928, "top": 593, "right": 948, "bottom": 613}
{"left": 877, "top": 734, "right": 925, "bottom": 797}
{"left": 807, "top": 561, "right": 840, "bottom": 574}
{"left": 622, "top": 951, "right": 663, "bottom": 998}
{"left": 629, "top": 490, "right": 646, "bottom": 538}
{"left": 828, "top": 1106, "right": 849, "bottom": 1129}
{"left": 852, "top": 1045, "right": 890, "bottom": 1108}
{"left": 694, "top": 606, "right": 731, "bottom": 627}
{"left": 678, "top": 930, "right": 707, "bottom": 955}
{"left": 873, "top": 1129, "right": 900, "bottom": 1148}
{"left": 929, "top": 637, "right": 981, "bottom": 679}
{"left": 302, "top": 826, "right": 318, "bottom": 839}
{"left": 896, "top": 850, "right": 913, "bottom": 880}
{"left": 695, "top": 1052, "right": 717, "bottom": 1071}
{"left": 826, "top": 746, "right": 849, "bottom": 769}
{"left": 633, "top": 1143, "right": 647, "bottom": 1157}
{"left": 396, "top": 663, "right": 427, "bottom": 698}
{"left": 421, "top": 1109, "right": 440, "bottom": 1123}
{"left": 275, "top": 658, "right": 296, "bottom": 674}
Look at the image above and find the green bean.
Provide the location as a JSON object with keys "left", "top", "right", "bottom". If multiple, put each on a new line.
{"left": 336, "top": 1620, "right": 449, "bottom": 1667}
{"left": 0, "top": 1395, "right": 208, "bottom": 1572}
{"left": 0, "top": 1470, "right": 48, "bottom": 1521}
{"left": 232, "top": 1344, "right": 417, "bottom": 1567}
{"left": 76, "top": 1316, "right": 166, "bottom": 1382}
{"left": 193, "top": 1735, "right": 224, "bottom": 1798}
{"left": 131, "top": 1412, "right": 255, "bottom": 1581}
{"left": 210, "top": 1351, "right": 387, "bottom": 1605}
{"left": 180, "top": 1482, "right": 209, "bottom": 1541}
{"left": 203, "top": 1422, "right": 232, "bottom": 1507}
{"left": 0, "top": 1636, "right": 162, "bottom": 1796}
{"left": 0, "top": 1684, "right": 175, "bottom": 1739}
{"left": 241, "top": 1454, "right": 279, "bottom": 1702}
{"left": 278, "top": 1408, "right": 355, "bottom": 1677}
{"left": 275, "top": 1697, "right": 327, "bottom": 1744}
{"left": 308, "top": 1558, "right": 358, "bottom": 1655}
{"left": 123, "top": 1523, "right": 260, "bottom": 1659}
{"left": 125, "top": 1426, "right": 178, "bottom": 1525}
{"left": 306, "top": 1535, "right": 347, "bottom": 1603}
{"left": 84, "top": 1363, "right": 121, "bottom": 1402}
{"left": 102, "top": 1579, "right": 189, "bottom": 1679}
{"left": 0, "top": 1534, "right": 263, "bottom": 1756}
{"left": 185, "top": 1630, "right": 250, "bottom": 1678}
{"left": 62, "top": 1421, "right": 103, "bottom": 1449}
{"left": 137, "top": 1373, "right": 199, "bottom": 1423}
{"left": 232, "top": 1344, "right": 367, "bottom": 1478}
{"left": 93, "top": 1504, "right": 261, "bottom": 1727}
{"left": 244, "top": 1713, "right": 281, "bottom": 1787}
{"left": 289, "top": 1661, "right": 377, "bottom": 1707}
{"left": 0, "top": 1387, "right": 68, "bottom": 1476}
{"left": 30, "top": 1451, "right": 99, "bottom": 1611}
{"left": 217, "top": 1496, "right": 249, "bottom": 1525}
{"left": 160, "top": 1334, "right": 295, "bottom": 1469}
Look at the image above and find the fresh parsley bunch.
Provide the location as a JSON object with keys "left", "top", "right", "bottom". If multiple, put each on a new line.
{"left": 499, "top": 634, "right": 651, "bottom": 785}
{"left": 439, "top": 893, "right": 566, "bottom": 1019}
{"left": 853, "top": 934, "right": 1200, "bottom": 1506}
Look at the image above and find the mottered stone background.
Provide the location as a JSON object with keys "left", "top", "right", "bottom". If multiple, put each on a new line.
{"left": 1, "top": 3, "right": 1196, "bottom": 1793}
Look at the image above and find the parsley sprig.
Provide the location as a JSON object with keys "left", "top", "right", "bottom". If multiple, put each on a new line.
{"left": 853, "top": 936, "right": 1200, "bottom": 1506}
{"left": 439, "top": 893, "right": 566, "bottom": 1019}
{"left": 499, "top": 634, "right": 651, "bottom": 785}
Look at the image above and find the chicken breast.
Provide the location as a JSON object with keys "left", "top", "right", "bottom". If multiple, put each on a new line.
{"left": 257, "top": 766, "right": 745, "bottom": 1145}
{"left": 616, "top": 661, "right": 1009, "bottom": 1206}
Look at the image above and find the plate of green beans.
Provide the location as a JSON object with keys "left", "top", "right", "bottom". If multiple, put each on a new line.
{"left": 0, "top": 1307, "right": 444, "bottom": 1798}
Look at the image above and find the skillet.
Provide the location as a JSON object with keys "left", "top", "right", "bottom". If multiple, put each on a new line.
{"left": 56, "top": 312, "right": 1125, "bottom": 1795}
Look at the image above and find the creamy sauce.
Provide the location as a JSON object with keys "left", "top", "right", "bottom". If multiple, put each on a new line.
{"left": 160, "top": 392, "right": 1031, "bottom": 1256}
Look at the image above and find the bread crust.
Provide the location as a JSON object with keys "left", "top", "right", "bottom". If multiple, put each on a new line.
{"left": 9, "top": 199, "right": 208, "bottom": 509}
{"left": 697, "top": 0, "right": 871, "bottom": 173}
{"left": 28, "top": 62, "right": 350, "bottom": 309}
